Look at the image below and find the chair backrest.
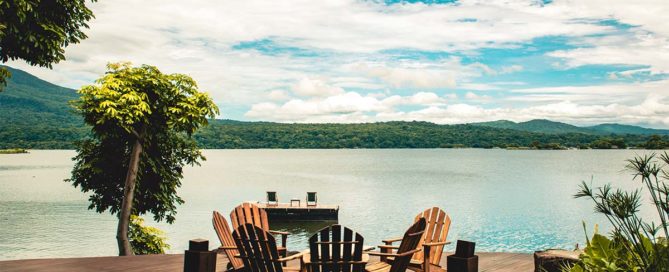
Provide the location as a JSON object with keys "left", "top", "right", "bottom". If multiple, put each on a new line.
{"left": 230, "top": 202, "right": 271, "bottom": 231}
{"left": 212, "top": 211, "right": 244, "bottom": 270}
{"left": 307, "top": 225, "right": 365, "bottom": 272}
{"left": 412, "top": 207, "right": 451, "bottom": 265}
{"left": 390, "top": 218, "right": 426, "bottom": 272}
{"left": 267, "top": 191, "right": 278, "bottom": 206}
{"left": 306, "top": 192, "right": 317, "bottom": 206}
{"left": 232, "top": 223, "right": 284, "bottom": 272}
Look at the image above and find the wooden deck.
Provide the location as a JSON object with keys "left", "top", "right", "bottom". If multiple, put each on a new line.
{"left": 0, "top": 252, "right": 533, "bottom": 272}
{"left": 256, "top": 202, "right": 339, "bottom": 221}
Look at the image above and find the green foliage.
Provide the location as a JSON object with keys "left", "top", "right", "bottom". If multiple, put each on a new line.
{"left": 644, "top": 135, "right": 669, "bottom": 149}
{"left": 0, "top": 0, "right": 96, "bottom": 90}
{"left": 588, "top": 137, "right": 627, "bottom": 149}
{"left": 475, "top": 119, "right": 669, "bottom": 136}
{"left": 128, "top": 215, "right": 170, "bottom": 255}
{"left": 572, "top": 153, "right": 669, "bottom": 271}
{"left": 0, "top": 148, "right": 27, "bottom": 154}
{"left": 570, "top": 225, "right": 640, "bottom": 272}
{"left": 68, "top": 62, "right": 219, "bottom": 223}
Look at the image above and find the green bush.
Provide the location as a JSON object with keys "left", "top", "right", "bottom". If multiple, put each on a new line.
{"left": 129, "top": 215, "right": 170, "bottom": 255}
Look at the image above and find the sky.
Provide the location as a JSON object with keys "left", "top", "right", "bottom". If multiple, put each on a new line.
{"left": 7, "top": 0, "right": 669, "bottom": 127}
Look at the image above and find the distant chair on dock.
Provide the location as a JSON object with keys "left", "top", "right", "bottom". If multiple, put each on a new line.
{"left": 366, "top": 218, "right": 427, "bottom": 272}
{"left": 306, "top": 192, "right": 317, "bottom": 207}
{"left": 212, "top": 211, "right": 244, "bottom": 271}
{"left": 232, "top": 223, "right": 305, "bottom": 271}
{"left": 303, "top": 224, "right": 368, "bottom": 272}
{"left": 267, "top": 191, "right": 279, "bottom": 206}
{"left": 230, "top": 202, "right": 289, "bottom": 258}
{"left": 381, "top": 207, "right": 452, "bottom": 272}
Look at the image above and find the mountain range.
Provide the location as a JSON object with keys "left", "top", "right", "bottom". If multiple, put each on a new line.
{"left": 0, "top": 65, "right": 666, "bottom": 149}
{"left": 471, "top": 119, "right": 669, "bottom": 136}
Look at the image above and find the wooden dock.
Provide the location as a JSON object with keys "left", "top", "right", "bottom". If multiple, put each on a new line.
{"left": 0, "top": 252, "right": 534, "bottom": 271}
{"left": 255, "top": 202, "right": 339, "bottom": 221}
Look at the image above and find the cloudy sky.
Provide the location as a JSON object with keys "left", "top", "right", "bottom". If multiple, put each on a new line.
{"left": 8, "top": 0, "right": 669, "bottom": 127}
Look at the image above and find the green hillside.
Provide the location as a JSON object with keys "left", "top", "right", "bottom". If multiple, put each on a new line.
{"left": 0, "top": 66, "right": 667, "bottom": 149}
{"left": 0, "top": 66, "right": 87, "bottom": 148}
{"left": 587, "top": 124, "right": 669, "bottom": 135}
{"left": 473, "top": 119, "right": 669, "bottom": 135}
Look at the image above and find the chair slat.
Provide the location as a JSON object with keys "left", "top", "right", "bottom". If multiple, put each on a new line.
{"left": 390, "top": 218, "right": 426, "bottom": 272}
{"left": 343, "top": 227, "right": 353, "bottom": 272}
{"left": 320, "top": 227, "right": 331, "bottom": 272}
{"left": 233, "top": 223, "right": 285, "bottom": 272}
{"left": 212, "top": 211, "right": 244, "bottom": 270}
{"left": 332, "top": 225, "right": 341, "bottom": 272}
{"left": 307, "top": 225, "right": 365, "bottom": 272}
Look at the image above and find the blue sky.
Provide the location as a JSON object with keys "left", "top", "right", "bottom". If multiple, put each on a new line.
{"left": 8, "top": 0, "right": 669, "bottom": 127}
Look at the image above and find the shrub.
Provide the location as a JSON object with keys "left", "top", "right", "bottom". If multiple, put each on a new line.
{"left": 129, "top": 215, "right": 170, "bottom": 255}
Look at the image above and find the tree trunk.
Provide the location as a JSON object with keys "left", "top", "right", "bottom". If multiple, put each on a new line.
{"left": 117, "top": 134, "right": 144, "bottom": 256}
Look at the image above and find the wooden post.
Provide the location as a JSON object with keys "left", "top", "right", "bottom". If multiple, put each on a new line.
{"left": 184, "top": 239, "right": 216, "bottom": 272}
{"left": 447, "top": 240, "right": 478, "bottom": 272}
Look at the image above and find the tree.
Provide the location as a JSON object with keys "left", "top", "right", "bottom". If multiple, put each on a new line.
{"left": 68, "top": 62, "right": 219, "bottom": 255}
{"left": 0, "top": 0, "right": 96, "bottom": 90}
{"left": 645, "top": 135, "right": 669, "bottom": 149}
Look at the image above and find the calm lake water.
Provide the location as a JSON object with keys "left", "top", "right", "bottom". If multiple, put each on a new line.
{"left": 0, "top": 149, "right": 658, "bottom": 260}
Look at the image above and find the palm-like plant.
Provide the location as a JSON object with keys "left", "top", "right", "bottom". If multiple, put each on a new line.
{"left": 573, "top": 153, "right": 669, "bottom": 271}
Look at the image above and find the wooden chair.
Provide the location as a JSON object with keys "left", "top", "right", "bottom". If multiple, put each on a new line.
{"left": 306, "top": 192, "right": 318, "bottom": 207}
{"left": 232, "top": 223, "right": 304, "bottom": 272}
{"left": 303, "top": 225, "right": 369, "bottom": 272}
{"left": 230, "top": 202, "right": 289, "bottom": 258}
{"left": 366, "top": 218, "right": 427, "bottom": 272}
{"left": 213, "top": 211, "right": 245, "bottom": 271}
{"left": 381, "top": 207, "right": 451, "bottom": 272}
{"left": 267, "top": 191, "right": 279, "bottom": 206}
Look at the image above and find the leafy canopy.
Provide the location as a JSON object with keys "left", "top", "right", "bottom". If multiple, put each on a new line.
{"left": 0, "top": 0, "right": 96, "bottom": 89}
{"left": 68, "top": 62, "right": 219, "bottom": 223}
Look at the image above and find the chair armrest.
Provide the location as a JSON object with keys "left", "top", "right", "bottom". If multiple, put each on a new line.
{"left": 423, "top": 241, "right": 451, "bottom": 247}
{"left": 218, "top": 245, "right": 238, "bottom": 250}
{"left": 269, "top": 230, "right": 290, "bottom": 235}
{"left": 276, "top": 251, "right": 306, "bottom": 262}
{"left": 382, "top": 237, "right": 403, "bottom": 244}
{"left": 368, "top": 248, "right": 421, "bottom": 257}
{"left": 363, "top": 246, "right": 376, "bottom": 251}
{"left": 377, "top": 245, "right": 399, "bottom": 250}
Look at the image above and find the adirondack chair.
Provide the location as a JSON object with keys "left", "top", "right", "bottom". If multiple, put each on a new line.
{"left": 366, "top": 218, "right": 427, "bottom": 272}
{"left": 302, "top": 225, "right": 369, "bottom": 272}
{"left": 232, "top": 223, "right": 304, "bottom": 272}
{"left": 381, "top": 207, "right": 451, "bottom": 272}
{"left": 213, "top": 211, "right": 245, "bottom": 271}
{"left": 267, "top": 191, "right": 279, "bottom": 206}
{"left": 230, "top": 203, "right": 289, "bottom": 257}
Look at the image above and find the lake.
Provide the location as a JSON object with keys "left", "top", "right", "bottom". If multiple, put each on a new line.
{"left": 0, "top": 149, "right": 657, "bottom": 260}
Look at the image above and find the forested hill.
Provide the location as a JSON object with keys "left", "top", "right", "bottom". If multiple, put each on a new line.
{"left": 472, "top": 119, "right": 669, "bottom": 135}
{"left": 1, "top": 66, "right": 668, "bottom": 149}
{"left": 0, "top": 66, "right": 86, "bottom": 148}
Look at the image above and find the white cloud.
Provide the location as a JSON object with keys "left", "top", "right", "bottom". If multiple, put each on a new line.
{"left": 351, "top": 63, "right": 458, "bottom": 88}
{"left": 267, "top": 90, "right": 290, "bottom": 101}
{"left": 5, "top": 0, "right": 669, "bottom": 126}
{"left": 292, "top": 77, "right": 345, "bottom": 97}
{"left": 246, "top": 80, "right": 669, "bottom": 127}
{"left": 464, "top": 92, "right": 492, "bottom": 102}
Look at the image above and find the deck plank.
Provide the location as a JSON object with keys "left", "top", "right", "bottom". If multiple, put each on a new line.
{"left": 0, "top": 252, "right": 534, "bottom": 271}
